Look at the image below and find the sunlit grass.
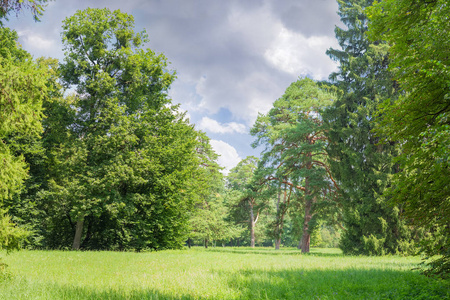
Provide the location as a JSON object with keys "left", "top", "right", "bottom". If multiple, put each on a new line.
{"left": 0, "top": 247, "right": 449, "bottom": 299}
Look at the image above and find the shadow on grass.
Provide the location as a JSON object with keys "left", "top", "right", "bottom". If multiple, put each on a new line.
{"left": 218, "top": 268, "right": 450, "bottom": 300}
{"left": 3, "top": 268, "right": 447, "bottom": 300}
{"left": 0, "top": 282, "right": 205, "bottom": 300}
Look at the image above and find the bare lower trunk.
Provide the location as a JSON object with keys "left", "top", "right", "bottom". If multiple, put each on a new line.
{"left": 250, "top": 201, "right": 256, "bottom": 248}
{"left": 250, "top": 221, "right": 256, "bottom": 248}
{"left": 204, "top": 238, "right": 208, "bottom": 249}
{"left": 72, "top": 218, "right": 84, "bottom": 250}
{"left": 187, "top": 238, "right": 191, "bottom": 248}
{"left": 275, "top": 238, "right": 281, "bottom": 250}
{"left": 300, "top": 198, "right": 313, "bottom": 253}
{"left": 300, "top": 230, "right": 311, "bottom": 253}
{"left": 275, "top": 186, "right": 282, "bottom": 250}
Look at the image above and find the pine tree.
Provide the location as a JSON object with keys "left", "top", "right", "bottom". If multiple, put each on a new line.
{"left": 323, "top": 0, "right": 414, "bottom": 255}
{"left": 252, "top": 78, "right": 338, "bottom": 252}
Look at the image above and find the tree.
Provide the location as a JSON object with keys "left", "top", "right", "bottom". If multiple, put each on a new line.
{"left": 0, "top": 27, "right": 49, "bottom": 203}
{"left": 34, "top": 8, "right": 202, "bottom": 250}
{"left": 367, "top": 0, "right": 450, "bottom": 278}
{"left": 0, "top": 4, "right": 51, "bottom": 258}
{"left": 187, "top": 132, "right": 241, "bottom": 248}
{"left": 251, "top": 77, "right": 338, "bottom": 252}
{"left": 323, "top": 0, "right": 415, "bottom": 255}
{"left": 190, "top": 193, "right": 242, "bottom": 248}
{"left": 227, "top": 156, "right": 270, "bottom": 248}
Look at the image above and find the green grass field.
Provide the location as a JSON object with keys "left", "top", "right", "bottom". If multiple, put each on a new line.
{"left": 1, "top": 247, "right": 449, "bottom": 299}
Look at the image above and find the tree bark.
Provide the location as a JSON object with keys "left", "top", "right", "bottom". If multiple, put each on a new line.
{"left": 298, "top": 158, "right": 314, "bottom": 253}
{"left": 250, "top": 201, "right": 256, "bottom": 248}
{"left": 275, "top": 238, "right": 281, "bottom": 250}
{"left": 300, "top": 181, "right": 314, "bottom": 253}
{"left": 187, "top": 238, "right": 191, "bottom": 248}
{"left": 72, "top": 218, "right": 84, "bottom": 250}
{"left": 204, "top": 238, "right": 208, "bottom": 249}
{"left": 275, "top": 185, "right": 282, "bottom": 250}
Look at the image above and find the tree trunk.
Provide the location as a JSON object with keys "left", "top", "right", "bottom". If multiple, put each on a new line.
{"left": 300, "top": 197, "right": 314, "bottom": 253}
{"left": 300, "top": 230, "right": 311, "bottom": 253}
{"left": 204, "top": 238, "right": 208, "bottom": 248}
{"left": 250, "top": 202, "right": 256, "bottom": 248}
{"left": 72, "top": 218, "right": 84, "bottom": 250}
{"left": 274, "top": 185, "right": 282, "bottom": 250}
{"left": 187, "top": 238, "right": 191, "bottom": 248}
{"left": 275, "top": 238, "right": 281, "bottom": 250}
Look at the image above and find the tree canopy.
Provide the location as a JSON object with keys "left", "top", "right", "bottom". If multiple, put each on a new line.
{"left": 367, "top": 0, "right": 450, "bottom": 278}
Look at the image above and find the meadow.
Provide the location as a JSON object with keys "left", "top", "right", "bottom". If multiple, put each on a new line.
{"left": 0, "top": 247, "right": 449, "bottom": 299}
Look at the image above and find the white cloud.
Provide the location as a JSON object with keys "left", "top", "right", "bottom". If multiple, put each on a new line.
{"left": 17, "top": 29, "right": 57, "bottom": 55}
{"left": 264, "top": 27, "right": 339, "bottom": 80}
{"left": 198, "top": 117, "right": 246, "bottom": 134}
{"left": 210, "top": 140, "right": 241, "bottom": 175}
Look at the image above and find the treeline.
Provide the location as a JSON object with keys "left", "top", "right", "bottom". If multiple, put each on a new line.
{"left": 188, "top": 0, "right": 450, "bottom": 280}
{"left": 0, "top": 0, "right": 448, "bottom": 279}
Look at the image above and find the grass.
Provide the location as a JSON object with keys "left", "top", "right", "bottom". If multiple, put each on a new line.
{"left": 0, "top": 247, "right": 449, "bottom": 299}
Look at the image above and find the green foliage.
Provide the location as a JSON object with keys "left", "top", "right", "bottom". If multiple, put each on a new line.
{"left": 0, "top": 0, "right": 48, "bottom": 24}
{"left": 226, "top": 156, "right": 273, "bottom": 247}
{"left": 0, "top": 27, "right": 48, "bottom": 266}
{"left": 190, "top": 194, "right": 243, "bottom": 247}
{"left": 251, "top": 77, "right": 338, "bottom": 251}
{"left": 15, "top": 8, "right": 206, "bottom": 251}
{"left": 188, "top": 134, "right": 242, "bottom": 247}
{"left": 324, "top": 0, "right": 415, "bottom": 256}
{"left": 367, "top": 0, "right": 450, "bottom": 278}
{"left": 0, "top": 211, "right": 29, "bottom": 253}
{"left": 0, "top": 211, "right": 29, "bottom": 279}
{"left": 0, "top": 27, "right": 48, "bottom": 202}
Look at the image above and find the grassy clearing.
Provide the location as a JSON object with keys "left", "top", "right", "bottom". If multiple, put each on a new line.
{"left": 0, "top": 247, "right": 448, "bottom": 299}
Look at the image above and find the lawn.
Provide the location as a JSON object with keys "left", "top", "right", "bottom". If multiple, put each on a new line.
{"left": 0, "top": 247, "right": 449, "bottom": 299}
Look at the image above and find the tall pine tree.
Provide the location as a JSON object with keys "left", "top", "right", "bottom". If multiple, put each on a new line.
{"left": 324, "top": 0, "right": 414, "bottom": 255}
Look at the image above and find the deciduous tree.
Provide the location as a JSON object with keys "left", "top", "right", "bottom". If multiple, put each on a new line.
{"left": 227, "top": 156, "right": 270, "bottom": 248}
{"left": 37, "top": 8, "right": 202, "bottom": 250}
{"left": 367, "top": 0, "right": 450, "bottom": 277}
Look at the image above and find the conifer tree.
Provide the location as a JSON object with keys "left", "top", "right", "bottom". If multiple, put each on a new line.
{"left": 252, "top": 78, "right": 338, "bottom": 252}
{"left": 324, "top": 0, "right": 414, "bottom": 255}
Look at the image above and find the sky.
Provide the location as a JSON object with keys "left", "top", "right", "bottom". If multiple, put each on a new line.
{"left": 7, "top": 0, "right": 342, "bottom": 174}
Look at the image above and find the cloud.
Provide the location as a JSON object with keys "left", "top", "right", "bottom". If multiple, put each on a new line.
{"left": 198, "top": 117, "right": 246, "bottom": 134}
{"left": 138, "top": 0, "right": 341, "bottom": 125}
{"left": 7, "top": 0, "right": 343, "bottom": 163}
{"left": 210, "top": 140, "right": 241, "bottom": 175}
{"left": 264, "top": 27, "right": 339, "bottom": 80}
{"left": 267, "top": 0, "right": 341, "bottom": 37}
{"left": 17, "top": 30, "right": 55, "bottom": 52}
